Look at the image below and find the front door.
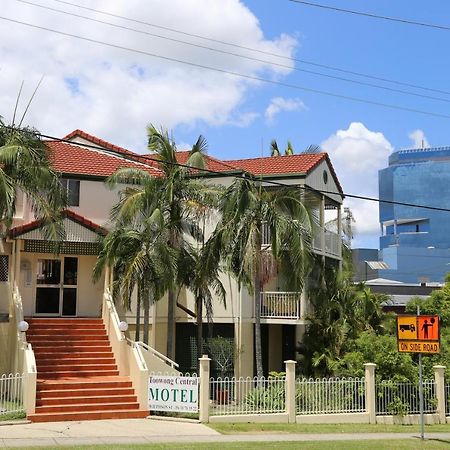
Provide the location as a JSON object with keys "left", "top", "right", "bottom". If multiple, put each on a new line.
{"left": 35, "top": 257, "right": 78, "bottom": 316}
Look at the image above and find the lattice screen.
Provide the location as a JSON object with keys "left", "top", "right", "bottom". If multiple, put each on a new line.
{"left": 24, "top": 240, "right": 99, "bottom": 255}
{"left": 0, "top": 255, "right": 9, "bottom": 282}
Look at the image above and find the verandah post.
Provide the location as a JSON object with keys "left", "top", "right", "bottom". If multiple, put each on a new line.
{"left": 285, "top": 360, "right": 296, "bottom": 423}
{"left": 364, "top": 363, "right": 376, "bottom": 424}
{"left": 199, "top": 355, "right": 211, "bottom": 423}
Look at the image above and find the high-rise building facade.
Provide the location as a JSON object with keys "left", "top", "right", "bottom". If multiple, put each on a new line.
{"left": 378, "top": 146, "right": 450, "bottom": 283}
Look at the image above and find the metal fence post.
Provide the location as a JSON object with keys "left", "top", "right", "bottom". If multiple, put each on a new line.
{"left": 433, "top": 365, "right": 446, "bottom": 423}
{"left": 199, "top": 355, "right": 211, "bottom": 423}
{"left": 285, "top": 360, "right": 296, "bottom": 423}
{"left": 364, "top": 363, "right": 376, "bottom": 424}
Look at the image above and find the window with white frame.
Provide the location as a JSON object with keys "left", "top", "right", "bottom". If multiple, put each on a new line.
{"left": 61, "top": 179, "right": 80, "bottom": 207}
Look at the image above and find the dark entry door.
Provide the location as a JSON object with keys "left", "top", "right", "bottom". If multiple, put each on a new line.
{"left": 35, "top": 257, "right": 78, "bottom": 316}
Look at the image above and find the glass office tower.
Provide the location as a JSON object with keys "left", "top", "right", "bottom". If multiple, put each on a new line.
{"left": 378, "top": 146, "right": 450, "bottom": 283}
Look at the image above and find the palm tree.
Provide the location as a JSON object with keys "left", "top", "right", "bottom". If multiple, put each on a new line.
{"left": 177, "top": 245, "right": 226, "bottom": 368}
{"left": 0, "top": 120, "right": 66, "bottom": 238}
{"left": 93, "top": 212, "right": 176, "bottom": 345}
{"left": 285, "top": 140, "right": 294, "bottom": 155}
{"left": 106, "top": 125, "right": 216, "bottom": 359}
{"left": 208, "top": 177, "right": 315, "bottom": 378}
{"left": 270, "top": 139, "right": 281, "bottom": 157}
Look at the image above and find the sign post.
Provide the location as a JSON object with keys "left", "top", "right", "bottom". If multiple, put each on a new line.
{"left": 396, "top": 310, "right": 440, "bottom": 441}
{"left": 417, "top": 306, "right": 424, "bottom": 441}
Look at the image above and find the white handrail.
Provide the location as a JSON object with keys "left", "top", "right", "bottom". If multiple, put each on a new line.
{"left": 136, "top": 340, "right": 179, "bottom": 369}
{"left": 125, "top": 338, "right": 148, "bottom": 371}
{"left": 10, "top": 283, "right": 37, "bottom": 414}
{"left": 102, "top": 288, "right": 125, "bottom": 342}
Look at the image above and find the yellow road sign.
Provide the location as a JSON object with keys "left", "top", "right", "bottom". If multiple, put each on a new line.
{"left": 398, "top": 341, "right": 440, "bottom": 354}
{"left": 397, "top": 315, "right": 440, "bottom": 354}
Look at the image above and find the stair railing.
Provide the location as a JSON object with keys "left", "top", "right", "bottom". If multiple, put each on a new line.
{"left": 102, "top": 288, "right": 149, "bottom": 410}
{"left": 135, "top": 340, "right": 179, "bottom": 371}
{"left": 9, "top": 282, "right": 37, "bottom": 414}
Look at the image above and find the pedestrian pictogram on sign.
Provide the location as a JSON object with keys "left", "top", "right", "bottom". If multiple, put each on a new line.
{"left": 417, "top": 316, "right": 439, "bottom": 340}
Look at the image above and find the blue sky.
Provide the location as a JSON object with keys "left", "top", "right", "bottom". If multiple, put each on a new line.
{"left": 1, "top": 0, "right": 449, "bottom": 248}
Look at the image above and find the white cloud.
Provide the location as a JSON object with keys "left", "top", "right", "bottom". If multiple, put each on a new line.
{"left": 408, "top": 129, "right": 430, "bottom": 148}
{"left": 0, "top": 0, "right": 298, "bottom": 151}
{"left": 321, "top": 122, "right": 393, "bottom": 244}
{"left": 264, "top": 97, "right": 305, "bottom": 124}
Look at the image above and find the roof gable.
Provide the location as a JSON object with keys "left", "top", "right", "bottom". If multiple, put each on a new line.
{"left": 226, "top": 153, "right": 343, "bottom": 195}
{"left": 47, "top": 140, "right": 161, "bottom": 178}
{"left": 9, "top": 210, "right": 107, "bottom": 241}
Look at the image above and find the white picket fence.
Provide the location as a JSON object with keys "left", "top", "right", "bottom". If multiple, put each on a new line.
{"left": 376, "top": 380, "right": 436, "bottom": 415}
{"left": 0, "top": 373, "right": 24, "bottom": 415}
{"left": 296, "top": 377, "right": 366, "bottom": 415}
{"left": 210, "top": 376, "right": 286, "bottom": 416}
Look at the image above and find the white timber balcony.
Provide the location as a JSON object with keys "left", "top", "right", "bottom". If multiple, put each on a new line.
{"left": 261, "top": 223, "right": 341, "bottom": 259}
{"left": 259, "top": 291, "right": 301, "bottom": 320}
{"left": 312, "top": 226, "right": 341, "bottom": 259}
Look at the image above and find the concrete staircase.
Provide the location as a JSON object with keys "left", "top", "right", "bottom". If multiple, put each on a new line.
{"left": 26, "top": 317, "right": 148, "bottom": 422}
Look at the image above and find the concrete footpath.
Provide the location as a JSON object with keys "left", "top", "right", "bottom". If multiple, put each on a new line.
{"left": 0, "top": 418, "right": 450, "bottom": 447}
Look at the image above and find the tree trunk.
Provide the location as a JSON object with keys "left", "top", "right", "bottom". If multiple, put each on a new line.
{"left": 196, "top": 295, "right": 203, "bottom": 372}
{"left": 254, "top": 231, "right": 264, "bottom": 380}
{"left": 166, "top": 289, "right": 175, "bottom": 359}
{"left": 135, "top": 286, "right": 141, "bottom": 341}
{"left": 166, "top": 229, "right": 178, "bottom": 360}
{"left": 143, "top": 288, "right": 150, "bottom": 345}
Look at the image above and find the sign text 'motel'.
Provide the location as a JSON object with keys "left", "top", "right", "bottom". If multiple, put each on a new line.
{"left": 396, "top": 315, "right": 440, "bottom": 354}
{"left": 149, "top": 375, "right": 199, "bottom": 412}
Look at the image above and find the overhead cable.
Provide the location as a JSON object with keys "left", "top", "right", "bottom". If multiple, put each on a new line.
{"left": 45, "top": 0, "right": 450, "bottom": 96}
{"left": 15, "top": 0, "right": 450, "bottom": 104}
{"left": 289, "top": 0, "right": 450, "bottom": 32}
{"left": 7, "top": 125, "right": 449, "bottom": 214}
{"left": 2, "top": 15, "right": 450, "bottom": 120}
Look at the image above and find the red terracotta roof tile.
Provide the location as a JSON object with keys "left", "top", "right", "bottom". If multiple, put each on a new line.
{"left": 227, "top": 153, "right": 343, "bottom": 194}
{"left": 46, "top": 140, "right": 160, "bottom": 178}
{"left": 9, "top": 209, "right": 107, "bottom": 238}
{"left": 64, "top": 129, "right": 137, "bottom": 157}
{"left": 175, "top": 151, "right": 239, "bottom": 173}
{"left": 227, "top": 153, "right": 326, "bottom": 175}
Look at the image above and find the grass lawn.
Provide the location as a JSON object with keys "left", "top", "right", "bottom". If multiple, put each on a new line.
{"left": 0, "top": 410, "right": 26, "bottom": 421}
{"left": 15, "top": 439, "right": 450, "bottom": 450}
{"left": 208, "top": 422, "right": 450, "bottom": 434}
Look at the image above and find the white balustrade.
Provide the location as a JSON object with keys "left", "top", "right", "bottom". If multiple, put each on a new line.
{"left": 260, "top": 292, "right": 300, "bottom": 319}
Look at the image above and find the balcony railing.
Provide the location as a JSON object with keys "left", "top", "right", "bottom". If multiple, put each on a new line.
{"left": 312, "top": 227, "right": 341, "bottom": 258}
{"left": 260, "top": 291, "right": 301, "bottom": 320}
{"left": 262, "top": 223, "right": 341, "bottom": 259}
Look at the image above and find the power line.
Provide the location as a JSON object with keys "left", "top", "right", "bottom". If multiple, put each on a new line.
{"left": 289, "top": 0, "right": 450, "bottom": 32}
{"left": 7, "top": 125, "right": 449, "bottom": 214}
{"left": 3, "top": 15, "right": 450, "bottom": 121}
{"left": 15, "top": 0, "right": 450, "bottom": 105}
{"left": 48, "top": 0, "right": 450, "bottom": 96}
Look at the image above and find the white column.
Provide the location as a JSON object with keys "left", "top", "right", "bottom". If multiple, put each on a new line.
{"left": 364, "top": 363, "right": 376, "bottom": 424}
{"left": 199, "top": 355, "right": 211, "bottom": 423}
{"left": 433, "top": 365, "right": 446, "bottom": 424}
{"left": 285, "top": 360, "right": 296, "bottom": 423}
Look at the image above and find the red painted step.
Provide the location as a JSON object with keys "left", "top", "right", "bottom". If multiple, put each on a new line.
{"left": 27, "top": 409, "right": 149, "bottom": 422}
{"left": 36, "top": 358, "right": 116, "bottom": 366}
{"left": 26, "top": 318, "right": 149, "bottom": 422}
{"left": 37, "top": 387, "right": 135, "bottom": 399}
{"left": 36, "top": 395, "right": 138, "bottom": 406}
